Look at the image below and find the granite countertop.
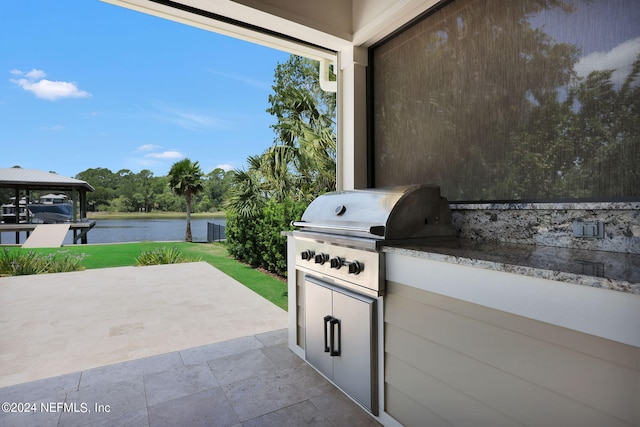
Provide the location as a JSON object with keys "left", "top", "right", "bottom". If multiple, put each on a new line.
{"left": 383, "top": 240, "right": 640, "bottom": 295}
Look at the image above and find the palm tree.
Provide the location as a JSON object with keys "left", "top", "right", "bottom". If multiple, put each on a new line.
{"left": 225, "top": 56, "right": 336, "bottom": 217}
{"left": 224, "top": 164, "right": 267, "bottom": 217}
{"left": 168, "top": 158, "right": 204, "bottom": 242}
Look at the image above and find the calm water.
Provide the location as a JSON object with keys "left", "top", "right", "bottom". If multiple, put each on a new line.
{"left": 0, "top": 218, "right": 226, "bottom": 245}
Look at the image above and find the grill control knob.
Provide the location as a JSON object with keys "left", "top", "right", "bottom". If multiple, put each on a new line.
{"left": 330, "top": 257, "right": 343, "bottom": 269}
{"left": 314, "top": 253, "right": 329, "bottom": 264}
{"left": 301, "top": 249, "right": 315, "bottom": 261}
{"left": 348, "top": 260, "right": 364, "bottom": 275}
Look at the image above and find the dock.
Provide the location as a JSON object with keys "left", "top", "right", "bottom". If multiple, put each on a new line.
{"left": 22, "top": 224, "right": 71, "bottom": 248}
{"left": 1, "top": 168, "right": 96, "bottom": 246}
{"left": 0, "top": 221, "right": 96, "bottom": 245}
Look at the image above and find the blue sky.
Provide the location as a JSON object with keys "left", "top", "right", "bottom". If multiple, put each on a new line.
{"left": 0, "top": 0, "right": 291, "bottom": 178}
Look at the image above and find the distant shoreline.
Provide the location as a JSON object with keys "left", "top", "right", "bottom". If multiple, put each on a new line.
{"left": 87, "top": 211, "right": 226, "bottom": 220}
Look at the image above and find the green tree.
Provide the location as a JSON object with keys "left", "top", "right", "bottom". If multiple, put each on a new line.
{"left": 75, "top": 168, "right": 118, "bottom": 211}
{"left": 225, "top": 165, "right": 267, "bottom": 217}
{"left": 116, "top": 169, "right": 137, "bottom": 211}
{"left": 225, "top": 55, "right": 336, "bottom": 217}
{"left": 168, "top": 158, "right": 204, "bottom": 242}
{"left": 109, "top": 196, "right": 133, "bottom": 212}
{"left": 151, "top": 176, "right": 180, "bottom": 211}
{"left": 225, "top": 196, "right": 307, "bottom": 276}
{"left": 203, "top": 167, "right": 231, "bottom": 211}
{"left": 135, "top": 169, "right": 156, "bottom": 212}
{"left": 224, "top": 55, "right": 337, "bottom": 277}
{"left": 266, "top": 56, "right": 336, "bottom": 199}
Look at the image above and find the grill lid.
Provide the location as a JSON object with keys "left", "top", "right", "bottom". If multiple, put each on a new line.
{"left": 292, "top": 184, "right": 453, "bottom": 240}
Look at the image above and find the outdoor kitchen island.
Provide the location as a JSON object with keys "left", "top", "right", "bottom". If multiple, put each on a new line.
{"left": 381, "top": 240, "right": 640, "bottom": 427}
{"left": 288, "top": 234, "right": 640, "bottom": 427}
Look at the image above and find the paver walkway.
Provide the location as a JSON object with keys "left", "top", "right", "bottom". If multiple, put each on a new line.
{"left": 0, "top": 262, "right": 287, "bottom": 387}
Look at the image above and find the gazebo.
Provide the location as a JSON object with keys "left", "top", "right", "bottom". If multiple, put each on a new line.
{"left": 0, "top": 167, "right": 95, "bottom": 244}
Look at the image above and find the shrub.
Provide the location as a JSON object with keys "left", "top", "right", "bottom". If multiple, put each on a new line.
{"left": 258, "top": 198, "right": 307, "bottom": 276}
{"left": 46, "top": 251, "right": 87, "bottom": 273}
{"left": 226, "top": 197, "right": 308, "bottom": 277}
{"left": 0, "top": 248, "right": 85, "bottom": 276}
{"left": 225, "top": 210, "right": 264, "bottom": 267}
{"left": 135, "top": 246, "right": 201, "bottom": 266}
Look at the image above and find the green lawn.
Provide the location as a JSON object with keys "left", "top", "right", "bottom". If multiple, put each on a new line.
{"left": 1, "top": 242, "right": 288, "bottom": 310}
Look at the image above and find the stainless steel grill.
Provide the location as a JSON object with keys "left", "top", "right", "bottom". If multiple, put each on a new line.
{"left": 291, "top": 184, "right": 453, "bottom": 416}
{"left": 292, "top": 184, "right": 453, "bottom": 296}
{"left": 293, "top": 184, "right": 453, "bottom": 244}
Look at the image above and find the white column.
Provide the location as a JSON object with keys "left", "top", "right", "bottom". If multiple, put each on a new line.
{"left": 337, "top": 46, "right": 368, "bottom": 190}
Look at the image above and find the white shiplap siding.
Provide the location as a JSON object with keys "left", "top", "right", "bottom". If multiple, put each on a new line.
{"left": 384, "top": 281, "right": 640, "bottom": 427}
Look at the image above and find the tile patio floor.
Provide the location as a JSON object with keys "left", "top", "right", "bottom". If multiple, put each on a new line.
{"left": 0, "top": 263, "right": 287, "bottom": 387}
{"left": 0, "top": 263, "right": 380, "bottom": 426}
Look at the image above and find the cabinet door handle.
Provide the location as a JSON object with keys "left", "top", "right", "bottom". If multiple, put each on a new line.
{"left": 323, "top": 315, "right": 332, "bottom": 352}
{"left": 329, "top": 317, "right": 341, "bottom": 356}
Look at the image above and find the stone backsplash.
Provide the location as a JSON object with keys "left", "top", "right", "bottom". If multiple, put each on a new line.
{"left": 450, "top": 202, "right": 640, "bottom": 254}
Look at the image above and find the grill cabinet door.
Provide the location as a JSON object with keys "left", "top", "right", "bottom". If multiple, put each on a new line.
{"left": 333, "top": 288, "right": 376, "bottom": 412}
{"left": 305, "top": 278, "right": 334, "bottom": 377}
{"left": 304, "top": 277, "right": 377, "bottom": 413}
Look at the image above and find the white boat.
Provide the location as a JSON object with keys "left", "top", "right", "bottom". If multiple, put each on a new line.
{"left": 28, "top": 194, "right": 73, "bottom": 224}
{"left": 1, "top": 197, "right": 28, "bottom": 223}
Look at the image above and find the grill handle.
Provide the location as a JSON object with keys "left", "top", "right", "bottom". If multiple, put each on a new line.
{"left": 291, "top": 221, "right": 385, "bottom": 236}
{"left": 329, "top": 317, "right": 341, "bottom": 357}
{"left": 323, "top": 315, "right": 332, "bottom": 353}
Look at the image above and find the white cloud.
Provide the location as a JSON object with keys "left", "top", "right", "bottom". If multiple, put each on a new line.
{"left": 37, "top": 124, "right": 64, "bottom": 131}
{"left": 13, "top": 79, "right": 91, "bottom": 101}
{"left": 208, "top": 69, "right": 271, "bottom": 90}
{"left": 150, "top": 101, "right": 232, "bottom": 131}
{"left": 575, "top": 37, "right": 640, "bottom": 85}
{"left": 137, "top": 144, "right": 161, "bottom": 152}
{"left": 25, "top": 69, "right": 46, "bottom": 80}
{"left": 9, "top": 68, "right": 91, "bottom": 101}
{"left": 172, "top": 110, "right": 217, "bottom": 129}
{"left": 215, "top": 163, "right": 234, "bottom": 172}
{"left": 144, "top": 151, "right": 184, "bottom": 159}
